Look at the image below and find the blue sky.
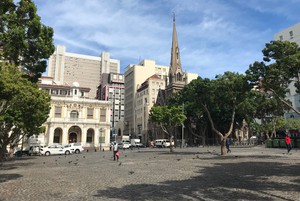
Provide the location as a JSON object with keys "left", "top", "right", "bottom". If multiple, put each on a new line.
{"left": 34, "top": 0, "right": 300, "bottom": 79}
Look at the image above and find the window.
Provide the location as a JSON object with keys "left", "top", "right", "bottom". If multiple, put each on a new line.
{"left": 70, "top": 110, "right": 79, "bottom": 121}
{"left": 86, "top": 129, "right": 93, "bottom": 143}
{"left": 100, "top": 108, "right": 106, "bottom": 122}
{"left": 289, "top": 31, "right": 293, "bottom": 39}
{"left": 55, "top": 106, "right": 62, "bottom": 117}
{"left": 87, "top": 108, "right": 94, "bottom": 119}
{"left": 279, "top": 35, "right": 283, "bottom": 40}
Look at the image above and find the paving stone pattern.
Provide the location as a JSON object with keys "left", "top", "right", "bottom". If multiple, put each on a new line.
{"left": 0, "top": 146, "right": 300, "bottom": 201}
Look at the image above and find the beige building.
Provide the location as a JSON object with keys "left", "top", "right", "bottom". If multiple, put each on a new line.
{"left": 38, "top": 77, "right": 111, "bottom": 150}
{"left": 124, "top": 60, "right": 169, "bottom": 138}
{"left": 135, "top": 75, "right": 166, "bottom": 143}
{"left": 48, "top": 45, "right": 120, "bottom": 99}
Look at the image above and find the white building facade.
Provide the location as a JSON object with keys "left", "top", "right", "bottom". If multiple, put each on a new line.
{"left": 274, "top": 22, "right": 300, "bottom": 119}
{"left": 39, "top": 77, "right": 111, "bottom": 150}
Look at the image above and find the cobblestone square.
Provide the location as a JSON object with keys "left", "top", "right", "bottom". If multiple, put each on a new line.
{"left": 0, "top": 146, "right": 299, "bottom": 201}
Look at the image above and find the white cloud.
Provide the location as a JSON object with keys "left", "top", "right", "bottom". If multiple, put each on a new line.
{"left": 34, "top": 0, "right": 300, "bottom": 79}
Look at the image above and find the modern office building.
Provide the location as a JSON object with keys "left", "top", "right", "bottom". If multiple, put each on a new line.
{"left": 274, "top": 23, "right": 300, "bottom": 119}
{"left": 38, "top": 77, "right": 111, "bottom": 150}
{"left": 97, "top": 72, "right": 125, "bottom": 141}
{"left": 48, "top": 45, "right": 120, "bottom": 99}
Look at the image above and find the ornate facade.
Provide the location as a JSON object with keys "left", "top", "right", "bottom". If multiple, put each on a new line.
{"left": 39, "top": 77, "right": 111, "bottom": 150}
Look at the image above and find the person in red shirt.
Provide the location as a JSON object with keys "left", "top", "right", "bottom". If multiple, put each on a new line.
{"left": 285, "top": 134, "right": 292, "bottom": 153}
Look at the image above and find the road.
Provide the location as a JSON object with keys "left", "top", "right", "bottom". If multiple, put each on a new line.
{"left": 0, "top": 146, "right": 299, "bottom": 201}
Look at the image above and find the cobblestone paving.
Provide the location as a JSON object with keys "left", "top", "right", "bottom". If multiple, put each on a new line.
{"left": 0, "top": 146, "right": 300, "bottom": 201}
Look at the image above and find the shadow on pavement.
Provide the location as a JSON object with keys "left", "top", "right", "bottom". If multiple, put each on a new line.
{"left": 94, "top": 161, "right": 300, "bottom": 201}
{"left": 0, "top": 174, "right": 23, "bottom": 183}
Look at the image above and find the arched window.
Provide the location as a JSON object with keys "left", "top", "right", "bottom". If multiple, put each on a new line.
{"left": 70, "top": 110, "right": 79, "bottom": 121}
{"left": 86, "top": 129, "right": 94, "bottom": 143}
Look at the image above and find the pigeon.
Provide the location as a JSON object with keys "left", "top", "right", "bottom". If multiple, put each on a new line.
{"left": 68, "top": 161, "right": 72, "bottom": 164}
{"left": 129, "top": 171, "right": 134, "bottom": 175}
{"left": 119, "top": 162, "right": 122, "bottom": 166}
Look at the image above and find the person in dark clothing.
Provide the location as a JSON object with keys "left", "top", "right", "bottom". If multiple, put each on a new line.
{"left": 226, "top": 137, "right": 231, "bottom": 153}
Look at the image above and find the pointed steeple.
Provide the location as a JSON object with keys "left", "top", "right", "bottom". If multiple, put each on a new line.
{"left": 169, "top": 13, "right": 183, "bottom": 84}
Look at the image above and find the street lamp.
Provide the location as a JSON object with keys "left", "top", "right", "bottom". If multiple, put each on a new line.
{"left": 99, "top": 128, "right": 103, "bottom": 151}
{"left": 181, "top": 102, "right": 185, "bottom": 148}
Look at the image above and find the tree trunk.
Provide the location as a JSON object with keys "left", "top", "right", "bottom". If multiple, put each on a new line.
{"left": 220, "top": 138, "right": 226, "bottom": 156}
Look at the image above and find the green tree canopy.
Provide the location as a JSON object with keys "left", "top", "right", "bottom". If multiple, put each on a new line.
{"left": 0, "top": 63, "right": 51, "bottom": 160}
{"left": 149, "top": 105, "right": 186, "bottom": 152}
{"left": 246, "top": 40, "right": 300, "bottom": 114}
{"left": 172, "top": 72, "right": 256, "bottom": 155}
{"left": 0, "top": 0, "right": 55, "bottom": 82}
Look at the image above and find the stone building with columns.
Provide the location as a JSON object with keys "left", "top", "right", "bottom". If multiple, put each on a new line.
{"left": 38, "top": 76, "right": 111, "bottom": 150}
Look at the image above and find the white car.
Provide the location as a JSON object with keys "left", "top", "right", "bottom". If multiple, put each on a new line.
{"left": 40, "top": 144, "right": 72, "bottom": 156}
{"left": 64, "top": 143, "right": 84, "bottom": 154}
{"left": 118, "top": 142, "right": 131, "bottom": 149}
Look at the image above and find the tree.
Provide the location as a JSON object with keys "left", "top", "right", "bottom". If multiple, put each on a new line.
{"left": 246, "top": 40, "right": 300, "bottom": 114}
{"left": 149, "top": 105, "right": 186, "bottom": 152}
{"left": 182, "top": 72, "right": 253, "bottom": 155}
{"left": 0, "top": 63, "right": 51, "bottom": 160}
{"left": 169, "top": 82, "right": 208, "bottom": 146}
{"left": 0, "top": 0, "right": 55, "bottom": 82}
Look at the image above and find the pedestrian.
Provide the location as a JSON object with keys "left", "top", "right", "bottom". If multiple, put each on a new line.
{"left": 226, "top": 137, "right": 231, "bottom": 153}
{"left": 113, "top": 142, "right": 119, "bottom": 161}
{"left": 285, "top": 134, "right": 292, "bottom": 153}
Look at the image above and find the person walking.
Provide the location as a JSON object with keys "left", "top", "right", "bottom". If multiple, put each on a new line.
{"left": 226, "top": 137, "right": 231, "bottom": 153}
{"left": 113, "top": 142, "right": 119, "bottom": 161}
{"left": 285, "top": 134, "right": 292, "bottom": 153}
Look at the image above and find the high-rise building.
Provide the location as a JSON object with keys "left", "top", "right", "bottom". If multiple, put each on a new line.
{"left": 124, "top": 60, "right": 169, "bottom": 137}
{"left": 97, "top": 72, "right": 125, "bottom": 141}
{"left": 48, "top": 45, "right": 120, "bottom": 99}
{"left": 274, "top": 23, "right": 300, "bottom": 119}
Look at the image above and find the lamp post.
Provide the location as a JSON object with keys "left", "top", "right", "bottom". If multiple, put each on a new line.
{"left": 99, "top": 128, "right": 103, "bottom": 151}
{"left": 181, "top": 102, "right": 185, "bottom": 148}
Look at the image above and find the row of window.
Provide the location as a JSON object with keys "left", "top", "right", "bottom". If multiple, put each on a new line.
{"left": 54, "top": 107, "right": 107, "bottom": 121}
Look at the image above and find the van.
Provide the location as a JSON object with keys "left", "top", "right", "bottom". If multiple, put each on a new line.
{"left": 155, "top": 139, "right": 173, "bottom": 148}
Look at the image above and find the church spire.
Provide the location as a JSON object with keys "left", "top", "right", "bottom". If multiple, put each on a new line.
{"left": 169, "top": 13, "right": 183, "bottom": 83}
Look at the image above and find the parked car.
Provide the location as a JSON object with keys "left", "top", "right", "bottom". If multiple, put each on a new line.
{"left": 29, "top": 145, "right": 43, "bottom": 156}
{"left": 64, "top": 143, "right": 84, "bottom": 154}
{"left": 155, "top": 139, "right": 174, "bottom": 148}
{"left": 118, "top": 142, "right": 131, "bottom": 149}
{"left": 14, "top": 147, "right": 30, "bottom": 157}
{"left": 132, "top": 142, "right": 145, "bottom": 148}
{"left": 40, "top": 144, "right": 72, "bottom": 156}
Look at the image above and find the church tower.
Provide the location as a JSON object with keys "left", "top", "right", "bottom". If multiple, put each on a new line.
{"left": 165, "top": 14, "right": 187, "bottom": 98}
